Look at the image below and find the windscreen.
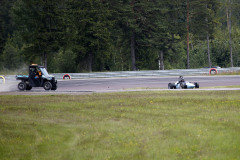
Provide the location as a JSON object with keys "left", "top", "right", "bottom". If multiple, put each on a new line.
{"left": 40, "top": 68, "right": 50, "bottom": 77}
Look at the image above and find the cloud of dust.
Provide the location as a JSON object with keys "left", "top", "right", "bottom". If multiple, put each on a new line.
{"left": 0, "top": 76, "right": 18, "bottom": 92}
{"left": 0, "top": 64, "right": 29, "bottom": 92}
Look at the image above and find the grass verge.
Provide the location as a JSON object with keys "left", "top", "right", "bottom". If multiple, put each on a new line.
{"left": 202, "top": 85, "right": 240, "bottom": 89}
{"left": 0, "top": 91, "right": 240, "bottom": 160}
{"left": 217, "top": 71, "right": 240, "bottom": 75}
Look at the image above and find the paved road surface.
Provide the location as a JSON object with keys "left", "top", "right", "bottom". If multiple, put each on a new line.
{"left": 1, "top": 75, "right": 239, "bottom": 95}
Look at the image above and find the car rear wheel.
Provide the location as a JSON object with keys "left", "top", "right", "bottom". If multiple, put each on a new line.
{"left": 168, "top": 83, "right": 171, "bottom": 89}
{"left": 18, "top": 82, "right": 26, "bottom": 91}
{"left": 194, "top": 82, "right": 199, "bottom": 88}
{"left": 168, "top": 83, "right": 175, "bottom": 89}
{"left": 43, "top": 81, "right": 52, "bottom": 90}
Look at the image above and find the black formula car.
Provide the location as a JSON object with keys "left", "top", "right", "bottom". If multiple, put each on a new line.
{"left": 168, "top": 76, "right": 199, "bottom": 89}
{"left": 16, "top": 64, "right": 57, "bottom": 91}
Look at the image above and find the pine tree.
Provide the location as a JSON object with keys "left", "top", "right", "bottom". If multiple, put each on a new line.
{"left": 185, "top": 0, "right": 219, "bottom": 68}
{"left": 65, "top": 0, "right": 112, "bottom": 72}
{"left": 12, "top": 0, "right": 64, "bottom": 69}
{"left": 0, "top": 0, "right": 16, "bottom": 63}
{"left": 107, "top": 0, "right": 167, "bottom": 70}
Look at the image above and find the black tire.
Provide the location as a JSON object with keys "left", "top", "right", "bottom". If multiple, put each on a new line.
{"left": 51, "top": 84, "right": 57, "bottom": 90}
{"left": 43, "top": 81, "right": 52, "bottom": 90}
{"left": 168, "top": 83, "right": 174, "bottom": 89}
{"left": 168, "top": 83, "right": 171, "bottom": 89}
{"left": 194, "top": 82, "right": 199, "bottom": 88}
{"left": 18, "top": 82, "right": 26, "bottom": 91}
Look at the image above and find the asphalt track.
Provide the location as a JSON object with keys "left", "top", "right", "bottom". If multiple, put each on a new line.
{"left": 0, "top": 75, "right": 240, "bottom": 95}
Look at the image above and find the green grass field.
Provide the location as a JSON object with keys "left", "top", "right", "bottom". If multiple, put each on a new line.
{"left": 0, "top": 91, "right": 240, "bottom": 160}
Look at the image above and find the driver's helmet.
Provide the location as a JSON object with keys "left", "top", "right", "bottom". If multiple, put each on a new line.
{"left": 179, "top": 76, "right": 184, "bottom": 82}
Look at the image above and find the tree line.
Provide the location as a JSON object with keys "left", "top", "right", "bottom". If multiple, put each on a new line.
{"left": 0, "top": 0, "right": 240, "bottom": 73}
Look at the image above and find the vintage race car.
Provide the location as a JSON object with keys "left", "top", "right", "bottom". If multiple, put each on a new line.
{"left": 168, "top": 76, "right": 199, "bottom": 89}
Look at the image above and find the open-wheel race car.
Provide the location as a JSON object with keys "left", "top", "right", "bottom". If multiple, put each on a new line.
{"left": 16, "top": 64, "right": 57, "bottom": 91}
{"left": 168, "top": 76, "right": 199, "bottom": 89}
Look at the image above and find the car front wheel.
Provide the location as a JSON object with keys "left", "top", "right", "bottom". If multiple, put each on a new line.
{"left": 43, "top": 81, "right": 52, "bottom": 90}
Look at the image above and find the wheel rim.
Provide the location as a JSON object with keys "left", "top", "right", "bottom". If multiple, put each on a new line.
{"left": 45, "top": 83, "right": 50, "bottom": 89}
{"left": 44, "top": 82, "right": 52, "bottom": 90}
{"left": 19, "top": 83, "right": 25, "bottom": 90}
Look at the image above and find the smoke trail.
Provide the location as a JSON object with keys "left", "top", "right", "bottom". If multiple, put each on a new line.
{"left": 0, "top": 76, "right": 18, "bottom": 92}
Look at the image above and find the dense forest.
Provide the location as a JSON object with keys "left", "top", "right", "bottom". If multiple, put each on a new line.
{"left": 0, "top": 0, "right": 240, "bottom": 73}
